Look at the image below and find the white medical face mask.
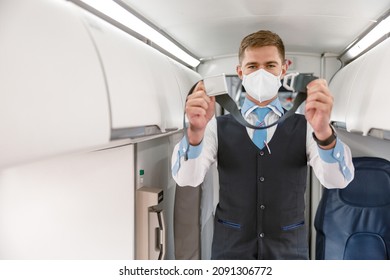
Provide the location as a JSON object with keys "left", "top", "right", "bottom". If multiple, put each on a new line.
{"left": 242, "top": 69, "right": 282, "bottom": 102}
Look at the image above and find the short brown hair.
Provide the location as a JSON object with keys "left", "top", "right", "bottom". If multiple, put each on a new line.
{"left": 238, "top": 30, "right": 285, "bottom": 64}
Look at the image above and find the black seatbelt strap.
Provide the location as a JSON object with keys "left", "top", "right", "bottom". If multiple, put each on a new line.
{"left": 182, "top": 73, "right": 318, "bottom": 160}
{"left": 214, "top": 91, "right": 306, "bottom": 130}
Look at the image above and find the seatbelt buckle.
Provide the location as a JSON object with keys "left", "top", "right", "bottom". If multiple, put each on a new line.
{"left": 203, "top": 73, "right": 229, "bottom": 96}
{"left": 283, "top": 72, "right": 318, "bottom": 93}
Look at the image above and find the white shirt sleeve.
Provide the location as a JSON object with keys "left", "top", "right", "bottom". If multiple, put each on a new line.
{"left": 171, "top": 117, "right": 218, "bottom": 187}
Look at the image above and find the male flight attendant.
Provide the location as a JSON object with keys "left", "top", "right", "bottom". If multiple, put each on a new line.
{"left": 172, "top": 30, "right": 354, "bottom": 259}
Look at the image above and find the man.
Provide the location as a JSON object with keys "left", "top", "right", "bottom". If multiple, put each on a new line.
{"left": 171, "top": 30, "right": 354, "bottom": 259}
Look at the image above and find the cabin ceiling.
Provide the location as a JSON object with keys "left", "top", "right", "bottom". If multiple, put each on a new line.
{"left": 121, "top": 0, "right": 390, "bottom": 60}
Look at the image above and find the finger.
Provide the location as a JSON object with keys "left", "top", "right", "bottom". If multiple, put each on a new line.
{"left": 186, "top": 97, "right": 210, "bottom": 111}
{"left": 305, "top": 100, "right": 332, "bottom": 113}
{"left": 306, "top": 91, "right": 333, "bottom": 105}
{"left": 187, "top": 81, "right": 206, "bottom": 102}
{"left": 308, "top": 79, "right": 330, "bottom": 94}
{"left": 190, "top": 108, "right": 214, "bottom": 124}
{"left": 187, "top": 89, "right": 212, "bottom": 104}
{"left": 187, "top": 107, "right": 207, "bottom": 118}
{"left": 308, "top": 84, "right": 330, "bottom": 97}
{"left": 209, "top": 96, "right": 216, "bottom": 105}
{"left": 307, "top": 78, "right": 327, "bottom": 90}
{"left": 306, "top": 91, "right": 333, "bottom": 111}
{"left": 194, "top": 81, "right": 214, "bottom": 104}
{"left": 193, "top": 81, "right": 205, "bottom": 93}
{"left": 188, "top": 90, "right": 211, "bottom": 101}
{"left": 305, "top": 96, "right": 333, "bottom": 112}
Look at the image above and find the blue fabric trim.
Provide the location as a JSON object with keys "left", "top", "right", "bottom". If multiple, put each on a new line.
{"left": 171, "top": 149, "right": 181, "bottom": 176}
{"left": 318, "top": 138, "right": 342, "bottom": 163}
{"left": 317, "top": 138, "right": 353, "bottom": 181}
{"left": 217, "top": 219, "right": 242, "bottom": 229}
{"left": 281, "top": 221, "right": 305, "bottom": 231}
{"left": 171, "top": 136, "right": 203, "bottom": 176}
{"left": 342, "top": 164, "right": 353, "bottom": 182}
{"left": 180, "top": 136, "right": 203, "bottom": 159}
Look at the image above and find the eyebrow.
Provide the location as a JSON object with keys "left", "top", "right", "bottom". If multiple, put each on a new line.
{"left": 244, "top": 60, "right": 279, "bottom": 67}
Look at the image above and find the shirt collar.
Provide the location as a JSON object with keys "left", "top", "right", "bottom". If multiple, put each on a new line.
{"left": 241, "top": 97, "right": 284, "bottom": 117}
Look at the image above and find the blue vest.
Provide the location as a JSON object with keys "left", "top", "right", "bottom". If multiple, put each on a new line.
{"left": 212, "top": 113, "right": 308, "bottom": 259}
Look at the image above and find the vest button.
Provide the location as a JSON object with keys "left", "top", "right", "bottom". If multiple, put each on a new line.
{"left": 259, "top": 151, "right": 264, "bottom": 156}
{"left": 258, "top": 233, "right": 265, "bottom": 238}
{"left": 260, "top": 204, "right": 265, "bottom": 210}
{"left": 259, "top": 177, "right": 265, "bottom": 182}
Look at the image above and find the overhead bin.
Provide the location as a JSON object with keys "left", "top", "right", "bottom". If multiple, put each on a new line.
{"left": 346, "top": 38, "right": 390, "bottom": 136}
{"left": 82, "top": 11, "right": 199, "bottom": 139}
{"left": 168, "top": 59, "right": 202, "bottom": 108}
{"left": 330, "top": 38, "right": 390, "bottom": 137}
{"left": 0, "top": 0, "right": 200, "bottom": 169}
{"left": 0, "top": 0, "right": 110, "bottom": 169}
{"left": 329, "top": 55, "right": 366, "bottom": 125}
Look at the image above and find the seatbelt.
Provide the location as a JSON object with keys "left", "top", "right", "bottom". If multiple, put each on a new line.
{"left": 183, "top": 73, "right": 318, "bottom": 160}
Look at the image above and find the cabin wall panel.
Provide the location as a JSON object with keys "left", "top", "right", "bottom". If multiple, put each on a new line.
{"left": 0, "top": 145, "right": 135, "bottom": 259}
{"left": 337, "top": 130, "right": 390, "bottom": 161}
{"left": 134, "top": 132, "right": 185, "bottom": 260}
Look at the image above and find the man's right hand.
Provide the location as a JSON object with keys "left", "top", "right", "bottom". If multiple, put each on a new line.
{"left": 185, "top": 81, "right": 215, "bottom": 145}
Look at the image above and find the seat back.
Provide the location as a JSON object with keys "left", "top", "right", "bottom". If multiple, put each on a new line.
{"left": 314, "top": 157, "right": 390, "bottom": 259}
{"left": 174, "top": 184, "right": 201, "bottom": 259}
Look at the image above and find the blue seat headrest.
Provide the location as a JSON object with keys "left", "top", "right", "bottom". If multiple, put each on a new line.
{"left": 315, "top": 157, "right": 390, "bottom": 260}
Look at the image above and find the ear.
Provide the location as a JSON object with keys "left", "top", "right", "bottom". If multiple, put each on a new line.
{"left": 236, "top": 65, "right": 243, "bottom": 79}
{"left": 280, "top": 61, "right": 288, "bottom": 79}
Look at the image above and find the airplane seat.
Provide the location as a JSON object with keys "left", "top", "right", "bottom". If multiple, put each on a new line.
{"left": 174, "top": 184, "right": 201, "bottom": 260}
{"left": 314, "top": 156, "right": 390, "bottom": 259}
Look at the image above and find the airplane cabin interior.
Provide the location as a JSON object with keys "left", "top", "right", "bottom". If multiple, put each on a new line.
{"left": 0, "top": 0, "right": 389, "bottom": 260}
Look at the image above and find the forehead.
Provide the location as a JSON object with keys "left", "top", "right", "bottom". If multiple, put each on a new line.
{"left": 242, "top": 46, "right": 283, "bottom": 65}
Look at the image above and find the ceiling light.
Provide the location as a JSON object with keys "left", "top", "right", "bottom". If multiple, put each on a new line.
{"left": 78, "top": 0, "right": 200, "bottom": 68}
{"left": 341, "top": 12, "right": 390, "bottom": 62}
